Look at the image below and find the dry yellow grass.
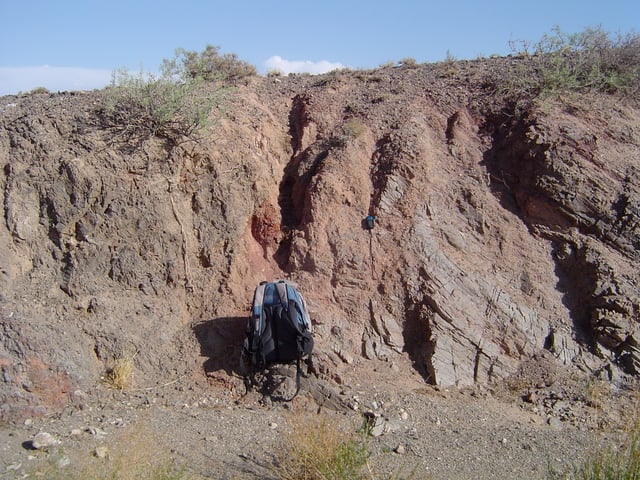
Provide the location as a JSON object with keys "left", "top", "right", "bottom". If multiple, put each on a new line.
{"left": 24, "top": 421, "right": 199, "bottom": 480}
{"left": 560, "top": 418, "right": 640, "bottom": 480}
{"left": 102, "top": 353, "right": 135, "bottom": 390}
{"left": 273, "top": 413, "right": 370, "bottom": 480}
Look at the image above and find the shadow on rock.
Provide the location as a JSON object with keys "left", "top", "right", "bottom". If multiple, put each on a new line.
{"left": 193, "top": 317, "right": 247, "bottom": 378}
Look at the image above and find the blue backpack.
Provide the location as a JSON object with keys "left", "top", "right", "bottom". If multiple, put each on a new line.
{"left": 241, "top": 280, "right": 314, "bottom": 398}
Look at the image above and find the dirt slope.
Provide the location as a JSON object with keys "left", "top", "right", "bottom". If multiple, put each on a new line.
{"left": 1, "top": 58, "right": 639, "bottom": 478}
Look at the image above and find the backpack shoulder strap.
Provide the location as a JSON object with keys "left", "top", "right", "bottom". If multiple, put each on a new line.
{"left": 243, "top": 282, "right": 268, "bottom": 393}
{"left": 275, "top": 280, "right": 289, "bottom": 309}
{"left": 250, "top": 282, "right": 268, "bottom": 351}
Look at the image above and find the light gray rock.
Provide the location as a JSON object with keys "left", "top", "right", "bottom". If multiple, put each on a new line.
{"left": 31, "top": 432, "right": 60, "bottom": 449}
{"left": 409, "top": 213, "right": 552, "bottom": 387}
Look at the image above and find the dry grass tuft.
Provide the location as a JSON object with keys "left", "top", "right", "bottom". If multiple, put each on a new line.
{"left": 103, "top": 353, "right": 135, "bottom": 390}
{"left": 24, "top": 422, "right": 196, "bottom": 480}
{"left": 273, "top": 414, "right": 370, "bottom": 480}
{"left": 550, "top": 407, "right": 640, "bottom": 480}
{"left": 584, "top": 379, "right": 611, "bottom": 410}
{"left": 567, "top": 421, "right": 640, "bottom": 479}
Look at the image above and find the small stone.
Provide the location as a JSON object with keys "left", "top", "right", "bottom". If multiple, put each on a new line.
{"left": 553, "top": 400, "right": 569, "bottom": 413}
{"left": 443, "top": 227, "right": 466, "bottom": 250}
{"left": 94, "top": 446, "right": 108, "bottom": 459}
{"left": 86, "top": 427, "right": 108, "bottom": 438}
{"left": 547, "top": 417, "right": 563, "bottom": 429}
{"left": 31, "top": 432, "right": 60, "bottom": 449}
{"left": 71, "top": 390, "right": 87, "bottom": 409}
{"left": 394, "top": 444, "right": 406, "bottom": 454}
{"left": 363, "top": 339, "right": 376, "bottom": 360}
{"left": 337, "top": 349, "right": 354, "bottom": 365}
{"left": 24, "top": 419, "right": 33, "bottom": 427}
{"left": 269, "top": 422, "right": 278, "bottom": 429}
{"left": 370, "top": 419, "right": 387, "bottom": 437}
{"left": 386, "top": 419, "right": 404, "bottom": 433}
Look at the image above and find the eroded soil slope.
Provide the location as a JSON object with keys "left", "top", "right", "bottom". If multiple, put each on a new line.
{"left": 0, "top": 58, "right": 639, "bottom": 478}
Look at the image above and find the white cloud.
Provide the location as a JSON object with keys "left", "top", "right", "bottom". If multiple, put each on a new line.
{"left": 0, "top": 58, "right": 347, "bottom": 95}
{"left": 0, "top": 66, "right": 113, "bottom": 96}
{"left": 263, "top": 56, "right": 346, "bottom": 75}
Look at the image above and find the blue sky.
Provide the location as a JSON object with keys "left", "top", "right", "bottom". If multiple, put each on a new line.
{"left": 1, "top": 0, "right": 638, "bottom": 95}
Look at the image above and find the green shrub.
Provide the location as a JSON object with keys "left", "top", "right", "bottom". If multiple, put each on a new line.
{"left": 162, "top": 44, "right": 256, "bottom": 83}
{"left": 492, "top": 26, "right": 640, "bottom": 100}
{"left": 100, "top": 67, "right": 226, "bottom": 146}
{"left": 325, "top": 118, "right": 367, "bottom": 148}
{"left": 551, "top": 420, "right": 640, "bottom": 479}
{"left": 342, "top": 118, "right": 366, "bottom": 139}
{"left": 399, "top": 57, "right": 418, "bottom": 68}
{"left": 28, "top": 86, "right": 50, "bottom": 95}
{"left": 98, "top": 45, "right": 251, "bottom": 146}
{"left": 273, "top": 415, "right": 370, "bottom": 480}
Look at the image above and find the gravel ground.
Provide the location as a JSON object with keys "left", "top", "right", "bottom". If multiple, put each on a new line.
{"left": 0, "top": 354, "right": 633, "bottom": 480}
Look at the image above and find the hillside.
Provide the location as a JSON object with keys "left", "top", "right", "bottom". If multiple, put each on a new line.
{"left": 1, "top": 57, "right": 639, "bottom": 478}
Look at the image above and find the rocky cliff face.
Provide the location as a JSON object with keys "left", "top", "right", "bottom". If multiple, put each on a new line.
{"left": 1, "top": 60, "right": 639, "bottom": 422}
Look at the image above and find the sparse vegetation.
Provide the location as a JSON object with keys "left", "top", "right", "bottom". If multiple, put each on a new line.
{"left": 273, "top": 415, "right": 370, "bottom": 480}
{"left": 326, "top": 118, "right": 367, "bottom": 148}
{"left": 102, "top": 353, "right": 135, "bottom": 390}
{"left": 342, "top": 118, "right": 366, "bottom": 139}
{"left": 440, "top": 50, "right": 459, "bottom": 77}
{"left": 399, "top": 57, "right": 418, "bottom": 68}
{"left": 162, "top": 44, "right": 256, "bottom": 83}
{"left": 100, "top": 67, "right": 225, "bottom": 146}
{"left": 28, "top": 86, "right": 50, "bottom": 95}
{"left": 26, "top": 423, "right": 194, "bottom": 480}
{"left": 5, "top": 28, "right": 640, "bottom": 480}
{"left": 99, "top": 45, "right": 247, "bottom": 146}
{"left": 551, "top": 419, "right": 640, "bottom": 479}
{"left": 492, "top": 26, "right": 640, "bottom": 100}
